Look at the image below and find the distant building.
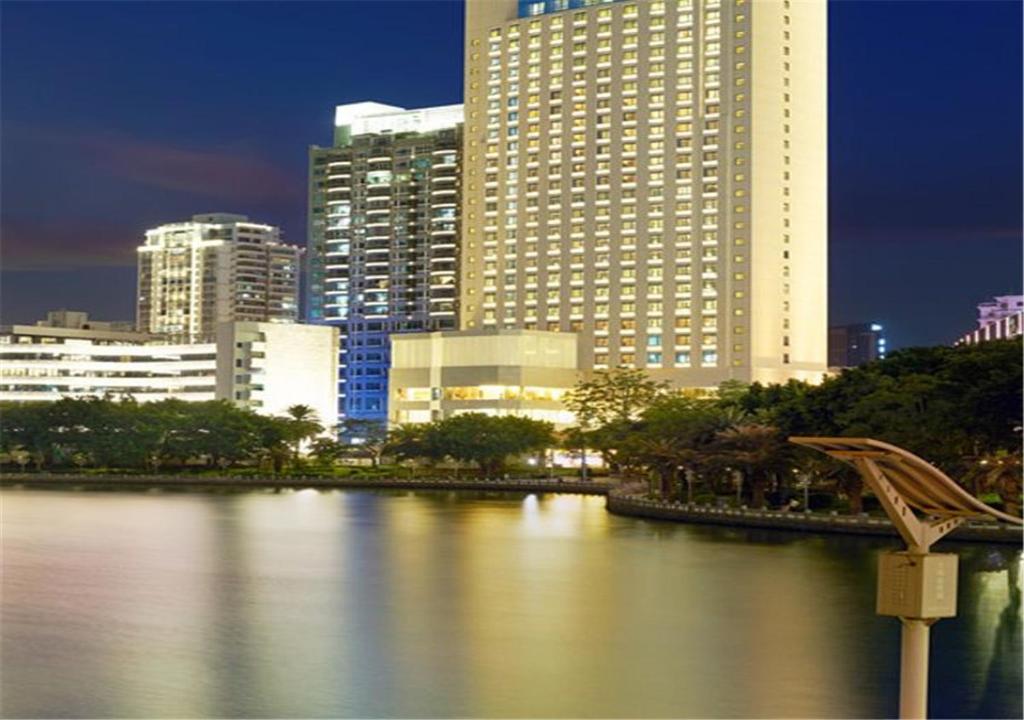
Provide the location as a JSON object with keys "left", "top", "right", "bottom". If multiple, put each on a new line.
{"left": 389, "top": 329, "right": 578, "bottom": 428}
{"left": 137, "top": 214, "right": 301, "bottom": 342}
{"left": 828, "top": 322, "right": 886, "bottom": 368}
{"left": 976, "top": 295, "right": 1023, "bottom": 327}
{"left": 956, "top": 295, "right": 1023, "bottom": 346}
{"left": 307, "top": 103, "right": 463, "bottom": 429}
{"left": 0, "top": 321, "right": 338, "bottom": 422}
{"left": 36, "top": 310, "right": 135, "bottom": 333}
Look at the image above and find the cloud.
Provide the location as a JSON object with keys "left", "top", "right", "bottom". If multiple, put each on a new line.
{"left": 4, "top": 123, "right": 299, "bottom": 202}
{"left": 1, "top": 127, "right": 305, "bottom": 270}
{"left": 0, "top": 215, "right": 138, "bottom": 270}
{"left": 20, "top": 128, "right": 302, "bottom": 203}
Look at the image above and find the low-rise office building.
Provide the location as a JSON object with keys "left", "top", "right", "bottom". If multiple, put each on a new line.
{"left": 0, "top": 320, "right": 338, "bottom": 422}
{"left": 828, "top": 322, "right": 886, "bottom": 368}
{"left": 388, "top": 329, "right": 578, "bottom": 427}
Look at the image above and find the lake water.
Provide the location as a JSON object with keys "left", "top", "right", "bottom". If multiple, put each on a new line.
{"left": 2, "top": 488, "right": 1020, "bottom": 718}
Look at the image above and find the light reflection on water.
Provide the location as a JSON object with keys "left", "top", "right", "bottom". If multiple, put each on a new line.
{"left": 2, "top": 489, "right": 1020, "bottom": 718}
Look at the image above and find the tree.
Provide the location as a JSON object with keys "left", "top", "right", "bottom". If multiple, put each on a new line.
{"left": 964, "top": 450, "right": 1023, "bottom": 517}
{"left": 793, "top": 447, "right": 864, "bottom": 514}
{"left": 309, "top": 437, "right": 347, "bottom": 469}
{"left": 282, "top": 404, "right": 323, "bottom": 463}
{"left": 386, "top": 424, "right": 446, "bottom": 466}
{"left": 630, "top": 396, "right": 732, "bottom": 500}
{"left": 564, "top": 367, "right": 668, "bottom": 474}
{"left": 708, "top": 422, "right": 791, "bottom": 508}
{"left": 0, "top": 402, "right": 54, "bottom": 470}
{"left": 252, "top": 414, "right": 293, "bottom": 474}
{"left": 387, "top": 415, "right": 555, "bottom": 476}
{"left": 340, "top": 419, "right": 388, "bottom": 466}
{"left": 565, "top": 367, "right": 669, "bottom": 427}
{"left": 434, "top": 414, "right": 510, "bottom": 476}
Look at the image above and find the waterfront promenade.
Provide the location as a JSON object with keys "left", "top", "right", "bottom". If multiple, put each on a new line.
{"left": 4, "top": 472, "right": 1020, "bottom": 545}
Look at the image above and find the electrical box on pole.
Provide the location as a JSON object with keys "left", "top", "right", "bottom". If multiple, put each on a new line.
{"left": 789, "top": 436, "right": 1022, "bottom": 720}
{"left": 877, "top": 551, "right": 958, "bottom": 619}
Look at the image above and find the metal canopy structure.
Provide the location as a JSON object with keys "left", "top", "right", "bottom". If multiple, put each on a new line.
{"left": 790, "top": 436, "right": 1022, "bottom": 720}
{"left": 790, "top": 436, "right": 1022, "bottom": 552}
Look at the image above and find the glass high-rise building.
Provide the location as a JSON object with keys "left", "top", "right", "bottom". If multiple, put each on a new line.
{"left": 460, "top": 0, "right": 827, "bottom": 387}
{"left": 307, "top": 103, "right": 463, "bottom": 427}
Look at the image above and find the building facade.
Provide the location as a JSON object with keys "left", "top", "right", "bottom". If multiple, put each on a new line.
{"left": 956, "top": 312, "right": 1023, "bottom": 346}
{"left": 976, "top": 295, "right": 1024, "bottom": 328}
{"left": 828, "top": 322, "right": 886, "bottom": 368}
{"left": 36, "top": 310, "right": 136, "bottom": 333}
{"left": 0, "top": 320, "right": 338, "bottom": 422}
{"left": 460, "top": 0, "right": 827, "bottom": 388}
{"left": 137, "top": 213, "right": 301, "bottom": 342}
{"left": 389, "top": 329, "right": 578, "bottom": 427}
{"left": 307, "top": 103, "right": 463, "bottom": 427}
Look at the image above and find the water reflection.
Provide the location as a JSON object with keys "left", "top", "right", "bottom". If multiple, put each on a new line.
{"left": 2, "top": 489, "right": 1020, "bottom": 718}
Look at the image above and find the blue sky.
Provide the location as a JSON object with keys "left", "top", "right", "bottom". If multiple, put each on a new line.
{"left": 1, "top": 0, "right": 1021, "bottom": 346}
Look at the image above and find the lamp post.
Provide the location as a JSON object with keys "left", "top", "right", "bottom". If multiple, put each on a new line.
{"left": 790, "top": 437, "right": 1022, "bottom": 719}
{"left": 796, "top": 472, "right": 811, "bottom": 512}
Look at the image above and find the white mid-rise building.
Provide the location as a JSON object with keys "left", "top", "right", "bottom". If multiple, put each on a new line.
{"left": 0, "top": 320, "right": 338, "bottom": 423}
{"left": 137, "top": 213, "right": 301, "bottom": 342}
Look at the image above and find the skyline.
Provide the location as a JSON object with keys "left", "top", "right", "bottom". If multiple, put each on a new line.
{"left": 2, "top": 0, "right": 1022, "bottom": 347}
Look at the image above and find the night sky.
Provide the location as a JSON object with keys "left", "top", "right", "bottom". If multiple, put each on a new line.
{"left": 2, "top": 0, "right": 1021, "bottom": 348}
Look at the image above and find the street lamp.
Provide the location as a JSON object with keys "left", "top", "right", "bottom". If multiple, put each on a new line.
{"left": 795, "top": 471, "right": 811, "bottom": 512}
{"left": 790, "top": 437, "right": 1023, "bottom": 719}
{"left": 727, "top": 467, "right": 742, "bottom": 506}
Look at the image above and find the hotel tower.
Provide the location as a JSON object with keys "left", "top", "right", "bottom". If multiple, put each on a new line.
{"left": 460, "top": 0, "right": 827, "bottom": 386}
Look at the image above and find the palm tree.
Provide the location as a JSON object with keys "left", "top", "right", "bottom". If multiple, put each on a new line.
{"left": 709, "top": 422, "right": 790, "bottom": 508}
{"left": 794, "top": 450, "right": 865, "bottom": 514}
{"left": 283, "top": 404, "right": 323, "bottom": 464}
{"left": 965, "top": 450, "right": 1023, "bottom": 517}
{"left": 637, "top": 436, "right": 684, "bottom": 499}
{"left": 637, "top": 437, "right": 704, "bottom": 501}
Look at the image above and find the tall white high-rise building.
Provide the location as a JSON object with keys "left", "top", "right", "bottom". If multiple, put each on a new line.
{"left": 137, "top": 213, "right": 300, "bottom": 342}
{"left": 460, "top": 0, "right": 827, "bottom": 386}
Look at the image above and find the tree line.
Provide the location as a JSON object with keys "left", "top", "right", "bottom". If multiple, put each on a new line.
{"left": 0, "top": 398, "right": 555, "bottom": 478}
{"left": 1, "top": 339, "right": 1020, "bottom": 516}
{"left": 562, "top": 339, "right": 1022, "bottom": 514}
{"left": 0, "top": 398, "right": 325, "bottom": 474}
